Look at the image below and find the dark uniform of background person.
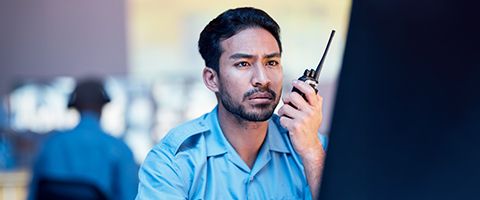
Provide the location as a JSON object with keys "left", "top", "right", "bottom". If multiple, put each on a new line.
{"left": 28, "top": 79, "right": 138, "bottom": 200}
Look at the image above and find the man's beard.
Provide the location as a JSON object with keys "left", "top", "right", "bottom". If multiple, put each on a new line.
{"left": 219, "top": 84, "right": 279, "bottom": 122}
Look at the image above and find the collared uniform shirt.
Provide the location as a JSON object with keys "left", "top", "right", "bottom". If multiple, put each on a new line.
{"left": 29, "top": 111, "right": 138, "bottom": 200}
{"left": 137, "top": 107, "right": 327, "bottom": 200}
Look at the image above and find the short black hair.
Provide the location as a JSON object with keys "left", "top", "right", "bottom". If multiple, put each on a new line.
{"left": 68, "top": 79, "right": 111, "bottom": 112}
{"left": 198, "top": 7, "right": 282, "bottom": 73}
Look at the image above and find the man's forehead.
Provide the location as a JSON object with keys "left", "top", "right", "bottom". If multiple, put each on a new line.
{"left": 220, "top": 27, "right": 281, "bottom": 58}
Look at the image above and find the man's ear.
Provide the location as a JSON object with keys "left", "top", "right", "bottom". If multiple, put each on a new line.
{"left": 203, "top": 67, "right": 219, "bottom": 92}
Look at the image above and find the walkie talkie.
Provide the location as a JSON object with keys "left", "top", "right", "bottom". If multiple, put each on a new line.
{"left": 291, "top": 30, "right": 335, "bottom": 98}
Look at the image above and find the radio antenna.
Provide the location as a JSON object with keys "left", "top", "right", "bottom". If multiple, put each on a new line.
{"left": 314, "top": 30, "right": 336, "bottom": 80}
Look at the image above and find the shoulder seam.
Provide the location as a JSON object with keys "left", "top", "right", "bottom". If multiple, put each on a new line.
{"left": 160, "top": 114, "right": 210, "bottom": 156}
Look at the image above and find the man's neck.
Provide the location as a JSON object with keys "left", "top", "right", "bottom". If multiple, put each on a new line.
{"left": 217, "top": 105, "right": 269, "bottom": 169}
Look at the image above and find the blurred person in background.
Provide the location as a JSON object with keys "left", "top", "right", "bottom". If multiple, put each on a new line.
{"left": 0, "top": 101, "right": 15, "bottom": 169}
{"left": 137, "top": 7, "right": 327, "bottom": 199}
{"left": 28, "top": 79, "right": 138, "bottom": 200}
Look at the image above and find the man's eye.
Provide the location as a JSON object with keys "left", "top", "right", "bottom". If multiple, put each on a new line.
{"left": 267, "top": 60, "right": 279, "bottom": 66}
{"left": 235, "top": 62, "right": 250, "bottom": 68}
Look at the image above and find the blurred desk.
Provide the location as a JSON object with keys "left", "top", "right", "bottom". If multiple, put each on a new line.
{"left": 0, "top": 170, "right": 29, "bottom": 200}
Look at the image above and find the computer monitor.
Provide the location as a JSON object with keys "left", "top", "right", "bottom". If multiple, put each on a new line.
{"left": 320, "top": 0, "right": 480, "bottom": 199}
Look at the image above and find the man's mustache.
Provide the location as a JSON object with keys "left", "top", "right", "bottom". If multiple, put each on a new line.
{"left": 243, "top": 88, "right": 277, "bottom": 101}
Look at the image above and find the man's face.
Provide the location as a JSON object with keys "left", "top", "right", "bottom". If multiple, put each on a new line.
{"left": 217, "top": 27, "right": 283, "bottom": 121}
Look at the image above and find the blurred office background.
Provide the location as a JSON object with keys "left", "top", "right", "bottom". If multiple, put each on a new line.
{"left": 0, "top": 0, "right": 351, "bottom": 199}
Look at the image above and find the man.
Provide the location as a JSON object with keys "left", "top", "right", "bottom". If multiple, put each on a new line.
{"left": 137, "top": 7, "right": 326, "bottom": 199}
{"left": 29, "top": 79, "right": 138, "bottom": 200}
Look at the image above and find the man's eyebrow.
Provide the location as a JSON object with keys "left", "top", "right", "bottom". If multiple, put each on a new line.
{"left": 229, "top": 52, "right": 281, "bottom": 60}
{"left": 229, "top": 53, "right": 254, "bottom": 60}
{"left": 264, "top": 52, "right": 281, "bottom": 59}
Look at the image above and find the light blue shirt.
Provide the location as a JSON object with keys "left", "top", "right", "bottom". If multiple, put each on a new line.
{"left": 29, "top": 111, "right": 138, "bottom": 200}
{"left": 137, "top": 107, "right": 327, "bottom": 199}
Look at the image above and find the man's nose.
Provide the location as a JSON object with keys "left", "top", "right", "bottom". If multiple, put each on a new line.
{"left": 251, "top": 64, "right": 271, "bottom": 87}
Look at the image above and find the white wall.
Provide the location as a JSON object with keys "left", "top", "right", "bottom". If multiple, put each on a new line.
{"left": 0, "top": 0, "right": 128, "bottom": 96}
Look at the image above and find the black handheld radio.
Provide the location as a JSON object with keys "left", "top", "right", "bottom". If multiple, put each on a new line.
{"left": 291, "top": 30, "right": 335, "bottom": 98}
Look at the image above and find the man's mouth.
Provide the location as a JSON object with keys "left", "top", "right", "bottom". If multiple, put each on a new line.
{"left": 246, "top": 92, "right": 275, "bottom": 105}
{"left": 248, "top": 92, "right": 274, "bottom": 100}
{"left": 243, "top": 88, "right": 277, "bottom": 105}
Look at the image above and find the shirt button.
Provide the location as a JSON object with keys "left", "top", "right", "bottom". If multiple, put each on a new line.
{"left": 249, "top": 177, "right": 254, "bottom": 182}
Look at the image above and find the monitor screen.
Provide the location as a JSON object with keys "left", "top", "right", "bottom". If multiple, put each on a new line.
{"left": 320, "top": 0, "right": 480, "bottom": 199}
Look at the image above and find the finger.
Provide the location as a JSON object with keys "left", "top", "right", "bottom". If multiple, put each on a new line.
{"left": 282, "top": 92, "right": 292, "bottom": 105}
{"left": 280, "top": 115, "right": 304, "bottom": 135}
{"left": 282, "top": 93, "right": 297, "bottom": 110}
{"left": 288, "top": 90, "right": 310, "bottom": 111}
{"left": 292, "top": 80, "right": 318, "bottom": 105}
{"left": 279, "top": 115, "right": 294, "bottom": 130}
{"left": 316, "top": 94, "right": 324, "bottom": 109}
{"left": 278, "top": 103, "right": 302, "bottom": 119}
{"left": 277, "top": 107, "right": 290, "bottom": 119}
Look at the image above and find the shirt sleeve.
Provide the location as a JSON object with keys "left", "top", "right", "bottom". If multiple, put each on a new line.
{"left": 303, "top": 184, "right": 313, "bottom": 200}
{"left": 318, "top": 133, "right": 328, "bottom": 151}
{"left": 136, "top": 143, "right": 188, "bottom": 200}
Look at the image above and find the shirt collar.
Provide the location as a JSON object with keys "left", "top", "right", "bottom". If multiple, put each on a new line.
{"left": 204, "top": 106, "right": 291, "bottom": 157}
{"left": 204, "top": 106, "right": 228, "bottom": 157}
{"left": 267, "top": 116, "right": 291, "bottom": 154}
